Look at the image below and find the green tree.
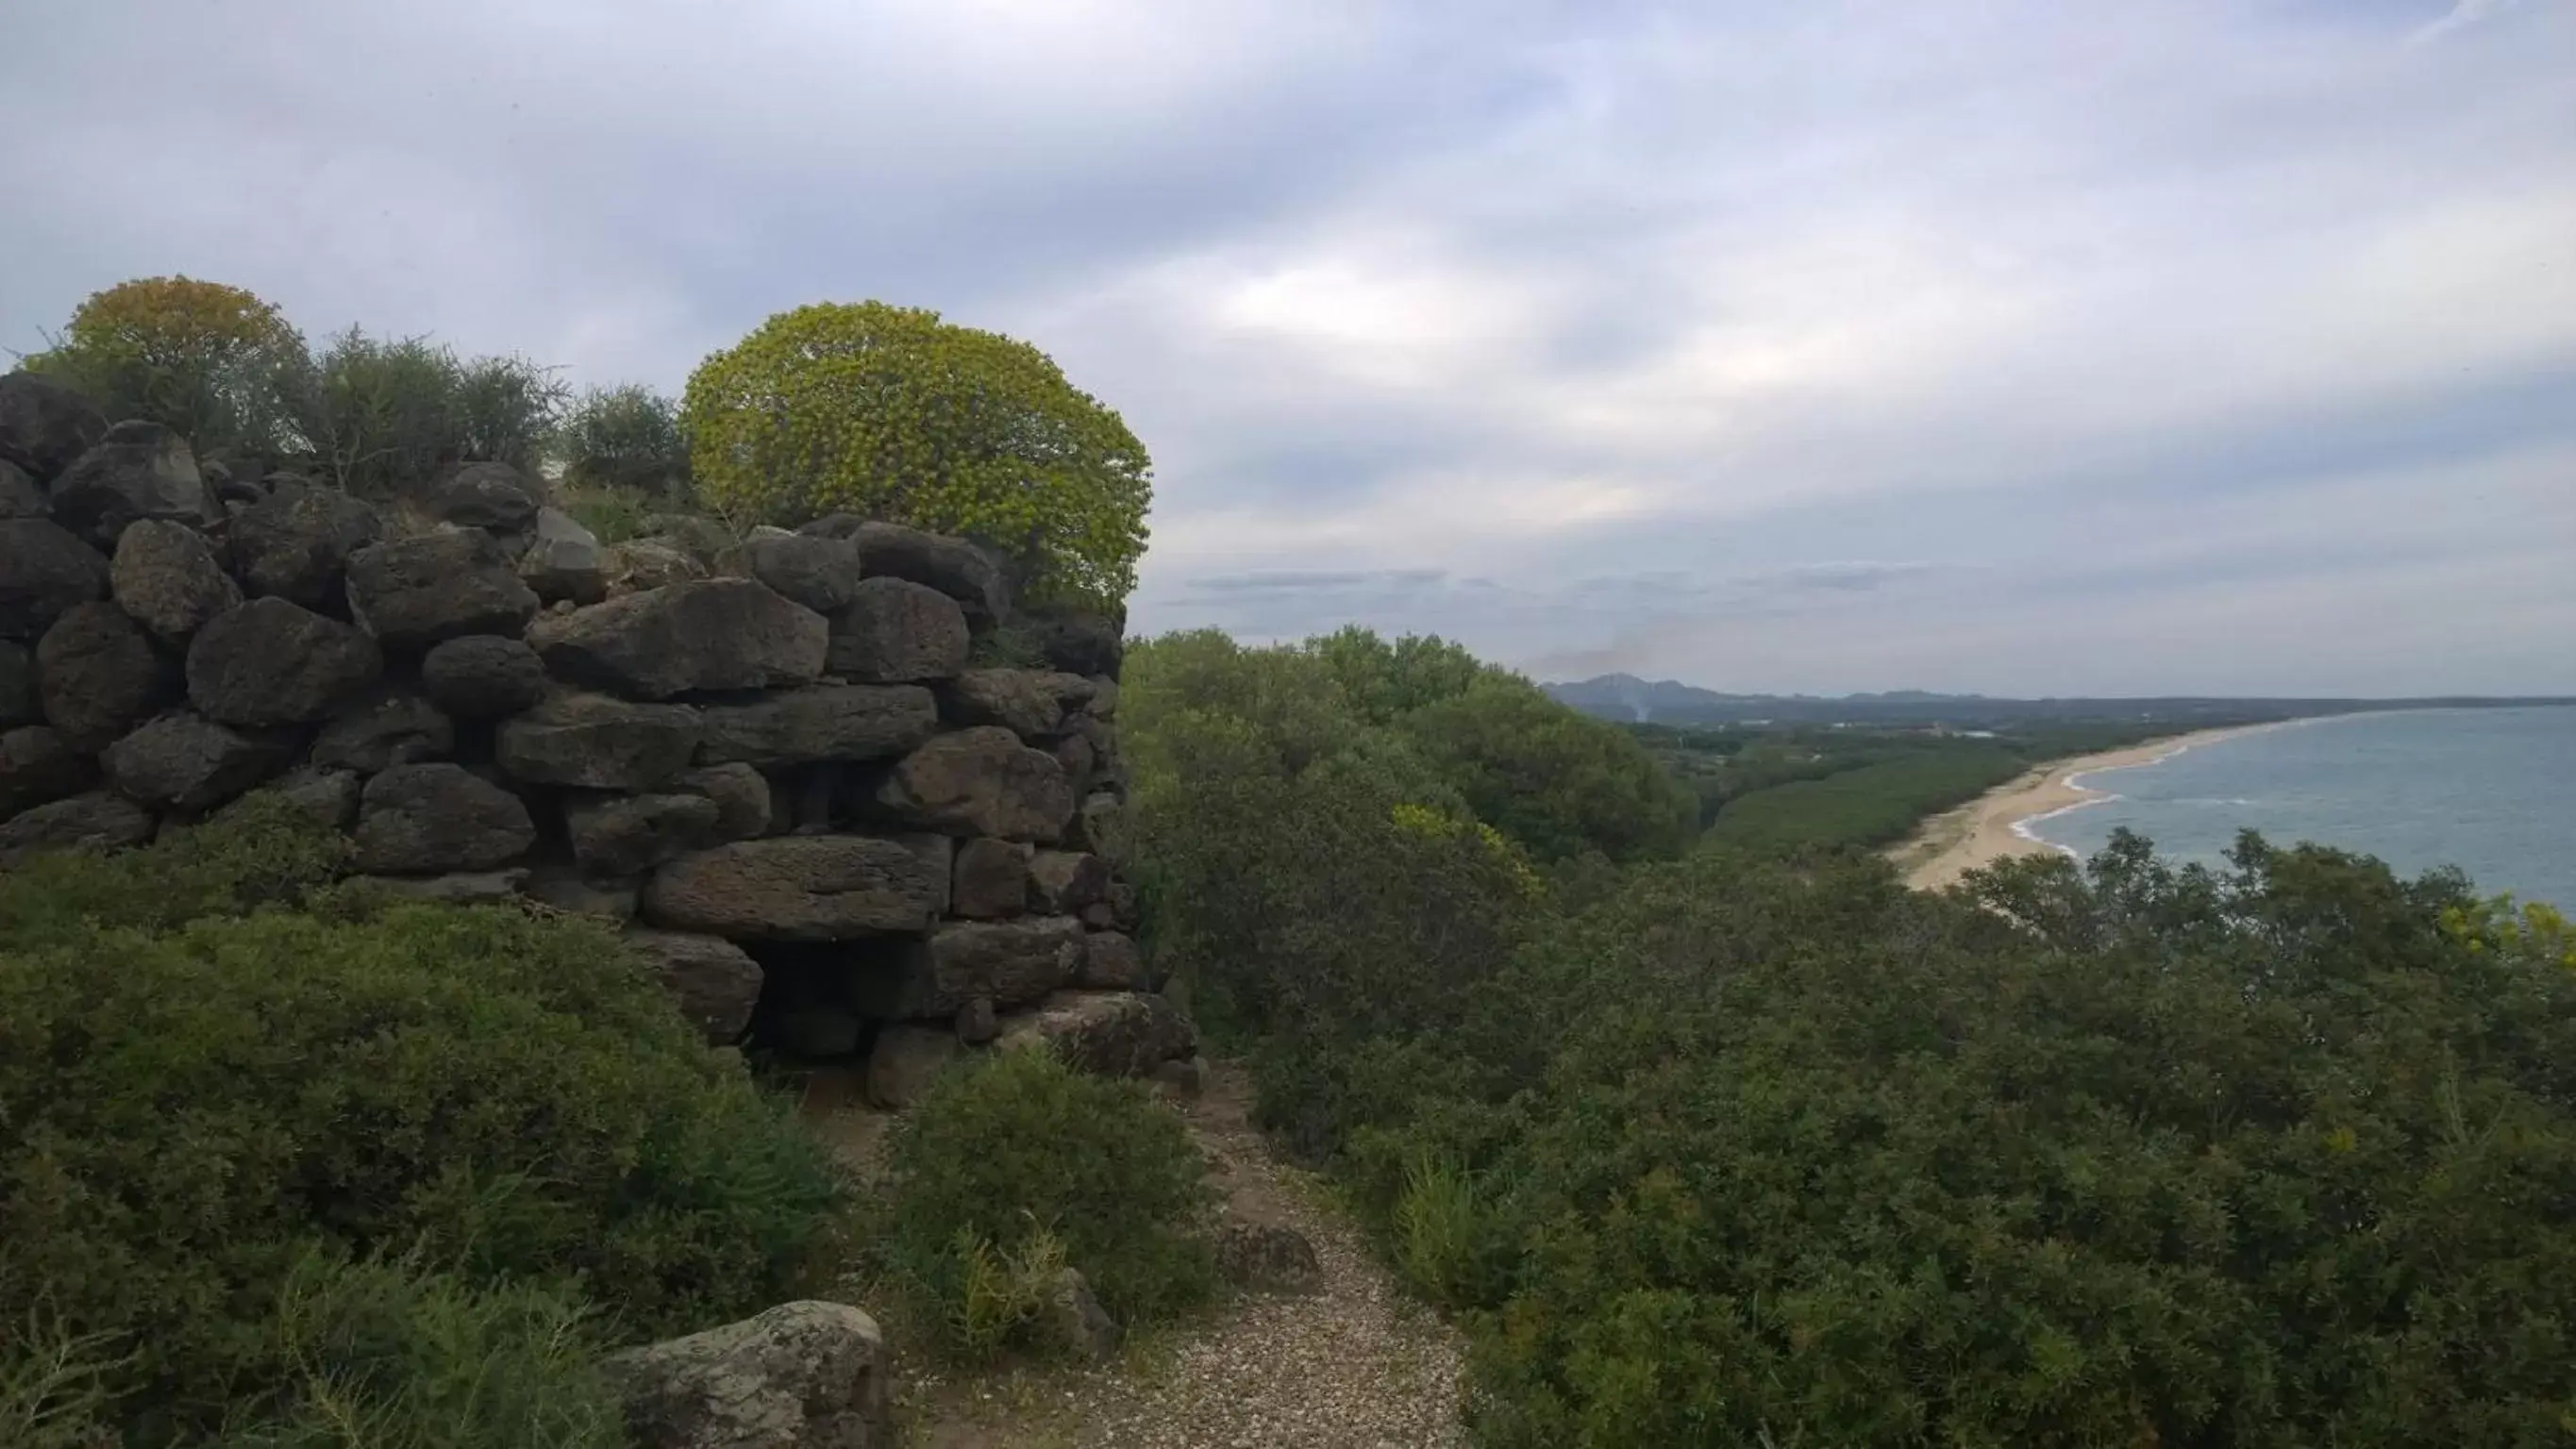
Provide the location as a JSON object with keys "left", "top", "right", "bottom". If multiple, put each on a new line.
{"left": 680, "top": 302, "right": 1151, "bottom": 608}
{"left": 1397, "top": 676, "right": 1696, "bottom": 863}
{"left": 26, "top": 276, "right": 305, "bottom": 458}
{"left": 555, "top": 383, "right": 689, "bottom": 498}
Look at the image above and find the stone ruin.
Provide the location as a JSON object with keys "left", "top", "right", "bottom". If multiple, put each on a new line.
{"left": 0, "top": 370, "right": 1192, "bottom": 1103}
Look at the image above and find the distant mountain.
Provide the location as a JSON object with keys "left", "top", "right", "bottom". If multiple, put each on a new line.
{"left": 1541, "top": 675, "right": 2576, "bottom": 728}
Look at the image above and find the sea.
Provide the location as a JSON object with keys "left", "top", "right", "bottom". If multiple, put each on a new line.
{"left": 2026, "top": 706, "right": 2576, "bottom": 910}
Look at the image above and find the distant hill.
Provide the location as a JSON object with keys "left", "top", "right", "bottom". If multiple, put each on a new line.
{"left": 1542, "top": 674, "right": 2575, "bottom": 727}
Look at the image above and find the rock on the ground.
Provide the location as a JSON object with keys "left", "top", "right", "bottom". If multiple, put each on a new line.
{"left": 622, "top": 928, "right": 764, "bottom": 1043}
{"left": 1, "top": 724, "right": 92, "bottom": 818}
{"left": 0, "top": 372, "right": 109, "bottom": 478}
{"left": 2, "top": 519, "right": 111, "bottom": 641}
{"left": 309, "top": 689, "right": 453, "bottom": 772}
{"left": 350, "top": 762, "right": 536, "bottom": 874}
{"left": 102, "top": 711, "right": 287, "bottom": 812}
{"left": 694, "top": 685, "right": 937, "bottom": 768}
{"left": 955, "top": 994, "right": 1000, "bottom": 1045}
{"left": 875, "top": 726, "right": 1073, "bottom": 842}
{"left": 519, "top": 506, "right": 607, "bottom": 604}
{"left": 495, "top": 691, "right": 701, "bottom": 790}
{"left": 827, "top": 576, "right": 969, "bottom": 683}
{"left": 864, "top": 1024, "right": 961, "bottom": 1108}
{"left": 718, "top": 531, "right": 864, "bottom": 614}
{"left": 941, "top": 668, "right": 1067, "bottom": 740}
{"left": 603, "top": 1300, "right": 889, "bottom": 1449}
{"left": 47, "top": 422, "right": 215, "bottom": 541}
{"left": 1079, "top": 930, "right": 1145, "bottom": 990}
{"left": 38, "top": 601, "right": 171, "bottom": 749}
{"left": 997, "top": 990, "right": 1196, "bottom": 1078}
{"left": 800, "top": 516, "right": 1009, "bottom": 625}
{"left": 110, "top": 520, "right": 239, "bottom": 644}
{"left": 344, "top": 529, "right": 541, "bottom": 650}
{"left": 0, "top": 790, "right": 155, "bottom": 866}
{"left": 1028, "top": 850, "right": 1110, "bottom": 914}
{"left": 228, "top": 481, "right": 382, "bottom": 608}
{"left": 603, "top": 539, "right": 708, "bottom": 597}
{"left": 567, "top": 791, "right": 721, "bottom": 875}
{"left": 1216, "top": 1219, "right": 1325, "bottom": 1295}
{"left": 187, "top": 597, "right": 383, "bottom": 727}
{"left": 531, "top": 578, "right": 827, "bottom": 700}
{"left": 1045, "top": 1268, "right": 1123, "bottom": 1363}
{"left": 642, "top": 834, "right": 951, "bottom": 940}
{"left": 418, "top": 633, "right": 546, "bottom": 718}
{"left": 916, "top": 915, "right": 1086, "bottom": 1015}
{"left": 950, "top": 837, "right": 1032, "bottom": 919}
{"left": 421, "top": 461, "right": 541, "bottom": 532}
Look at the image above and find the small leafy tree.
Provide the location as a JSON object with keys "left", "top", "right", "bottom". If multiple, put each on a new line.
{"left": 555, "top": 384, "right": 689, "bottom": 498}
{"left": 681, "top": 302, "right": 1151, "bottom": 608}
{"left": 278, "top": 329, "right": 564, "bottom": 498}
{"left": 25, "top": 276, "right": 305, "bottom": 458}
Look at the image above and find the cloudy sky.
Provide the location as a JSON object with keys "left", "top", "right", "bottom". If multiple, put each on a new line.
{"left": 7, "top": 0, "right": 2571, "bottom": 696}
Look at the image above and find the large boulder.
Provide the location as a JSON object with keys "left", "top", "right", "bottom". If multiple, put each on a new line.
{"left": 350, "top": 762, "right": 537, "bottom": 874}
{"left": 916, "top": 915, "right": 1086, "bottom": 1015}
{"left": 875, "top": 726, "right": 1073, "bottom": 842}
{"left": 718, "top": 531, "right": 864, "bottom": 614}
{"left": 186, "top": 597, "right": 383, "bottom": 726}
{"left": 101, "top": 712, "right": 287, "bottom": 813}
{"left": 643, "top": 835, "right": 951, "bottom": 941}
{"left": 671, "top": 762, "right": 771, "bottom": 841}
{"left": 864, "top": 1024, "right": 960, "bottom": 1109}
{"left": 801, "top": 517, "right": 1008, "bottom": 625}
{"left": 0, "top": 791, "right": 155, "bottom": 867}
{"left": 0, "top": 725, "right": 92, "bottom": 818}
{"left": 1077, "top": 930, "right": 1146, "bottom": 991}
{"left": 939, "top": 668, "right": 1066, "bottom": 740}
{"left": 1027, "top": 850, "right": 1110, "bottom": 915}
{"left": 530, "top": 579, "right": 827, "bottom": 700}
{"left": 418, "top": 633, "right": 546, "bottom": 718}
{"left": 343, "top": 529, "right": 541, "bottom": 651}
{"left": 603, "top": 1300, "right": 890, "bottom": 1449}
{"left": 603, "top": 539, "right": 708, "bottom": 597}
{"left": 997, "top": 990, "right": 1196, "bottom": 1078}
{"left": 47, "top": 422, "right": 216, "bottom": 542}
{"left": 259, "top": 766, "right": 361, "bottom": 831}
{"left": 567, "top": 791, "right": 721, "bottom": 875}
{"left": 0, "top": 461, "right": 44, "bottom": 519}
{"left": 827, "top": 575, "right": 969, "bottom": 684}
{"left": 0, "top": 372, "right": 109, "bottom": 478}
{"left": 37, "top": 602, "right": 172, "bottom": 750}
{"left": 622, "top": 929, "right": 763, "bottom": 1043}
{"left": 518, "top": 506, "right": 607, "bottom": 604}
{"left": 1216, "top": 1219, "right": 1324, "bottom": 1295}
{"left": 420, "top": 461, "right": 540, "bottom": 532}
{"left": 228, "top": 481, "right": 382, "bottom": 608}
{"left": 308, "top": 689, "right": 453, "bottom": 772}
{"left": 0, "top": 642, "right": 30, "bottom": 727}
{"left": 495, "top": 691, "right": 701, "bottom": 790}
{"left": 694, "top": 685, "right": 937, "bottom": 768}
{"left": 1, "top": 519, "right": 110, "bottom": 641}
{"left": 110, "top": 520, "right": 240, "bottom": 645}
{"left": 950, "top": 837, "right": 1032, "bottom": 919}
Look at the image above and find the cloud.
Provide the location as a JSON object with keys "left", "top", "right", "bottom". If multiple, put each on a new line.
{"left": 5, "top": 0, "right": 2571, "bottom": 694}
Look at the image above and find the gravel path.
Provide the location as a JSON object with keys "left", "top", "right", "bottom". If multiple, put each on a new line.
{"left": 884, "top": 1061, "right": 1469, "bottom": 1448}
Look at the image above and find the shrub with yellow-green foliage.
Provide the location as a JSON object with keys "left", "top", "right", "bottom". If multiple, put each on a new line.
{"left": 27, "top": 275, "right": 306, "bottom": 459}
{"left": 680, "top": 301, "right": 1151, "bottom": 608}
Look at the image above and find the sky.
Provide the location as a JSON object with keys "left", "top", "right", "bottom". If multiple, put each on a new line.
{"left": 5, "top": 0, "right": 2572, "bottom": 697}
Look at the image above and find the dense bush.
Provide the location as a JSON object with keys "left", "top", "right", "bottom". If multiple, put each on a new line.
{"left": 875, "top": 1050, "right": 1215, "bottom": 1357}
{"left": 555, "top": 382, "right": 690, "bottom": 499}
{"left": 25, "top": 275, "right": 306, "bottom": 460}
{"left": 681, "top": 301, "right": 1152, "bottom": 608}
{"left": 282, "top": 327, "right": 567, "bottom": 498}
{"left": 0, "top": 797, "right": 844, "bottom": 1441}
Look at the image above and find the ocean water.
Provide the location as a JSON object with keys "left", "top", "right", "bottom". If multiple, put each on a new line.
{"left": 2029, "top": 707, "right": 2576, "bottom": 910}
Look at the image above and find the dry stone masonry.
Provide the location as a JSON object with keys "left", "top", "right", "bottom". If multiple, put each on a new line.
{"left": 0, "top": 370, "right": 1187, "bottom": 1093}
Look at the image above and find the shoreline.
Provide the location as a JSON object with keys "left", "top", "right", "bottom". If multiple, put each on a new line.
{"left": 1889, "top": 724, "right": 2277, "bottom": 891}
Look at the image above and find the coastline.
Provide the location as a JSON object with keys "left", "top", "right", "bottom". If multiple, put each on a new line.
{"left": 1890, "top": 724, "right": 2272, "bottom": 891}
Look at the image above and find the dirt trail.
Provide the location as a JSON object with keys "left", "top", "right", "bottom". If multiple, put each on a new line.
{"left": 811, "top": 1062, "right": 1468, "bottom": 1448}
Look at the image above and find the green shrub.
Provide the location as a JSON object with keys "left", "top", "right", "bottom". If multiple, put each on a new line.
{"left": 878, "top": 1050, "right": 1214, "bottom": 1356}
{"left": 680, "top": 301, "right": 1151, "bottom": 608}
{"left": 1396, "top": 676, "right": 1696, "bottom": 863}
{"left": 0, "top": 797, "right": 843, "bottom": 1441}
{"left": 555, "top": 383, "right": 689, "bottom": 499}
{"left": 25, "top": 275, "right": 306, "bottom": 460}
{"left": 281, "top": 327, "right": 566, "bottom": 498}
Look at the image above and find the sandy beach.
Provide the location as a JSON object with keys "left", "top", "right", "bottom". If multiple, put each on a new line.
{"left": 1889, "top": 725, "right": 2267, "bottom": 891}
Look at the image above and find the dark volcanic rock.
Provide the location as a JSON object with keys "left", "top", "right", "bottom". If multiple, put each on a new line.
{"left": 495, "top": 691, "right": 701, "bottom": 790}
{"left": 875, "top": 725, "right": 1073, "bottom": 842}
{"left": 801, "top": 517, "right": 1010, "bottom": 625}
{"left": 0, "top": 372, "right": 109, "bottom": 478}
{"left": 529, "top": 578, "right": 827, "bottom": 700}
{"left": 940, "top": 668, "right": 1066, "bottom": 741}
{"left": 718, "top": 530, "right": 865, "bottom": 614}
{"left": 186, "top": 597, "right": 383, "bottom": 726}
{"left": 827, "top": 575, "right": 970, "bottom": 684}
{"left": 102, "top": 712, "right": 287, "bottom": 812}
{"left": 1, "top": 519, "right": 111, "bottom": 641}
{"left": 258, "top": 766, "right": 362, "bottom": 831}
{"left": 566, "top": 791, "right": 721, "bottom": 875}
{"left": 421, "top": 461, "right": 540, "bottom": 532}
{"left": 1027, "top": 849, "right": 1110, "bottom": 915}
{"left": 622, "top": 929, "right": 764, "bottom": 1043}
{"left": 37, "top": 601, "right": 172, "bottom": 749}
{"left": 694, "top": 685, "right": 937, "bottom": 768}
{"left": 1077, "top": 929, "right": 1146, "bottom": 990}
{"left": 601, "top": 1301, "right": 890, "bottom": 1449}
{"left": 916, "top": 915, "right": 1088, "bottom": 1015}
{"left": 523, "top": 864, "right": 641, "bottom": 921}
{"left": 518, "top": 506, "right": 607, "bottom": 604}
{"left": 1, "top": 724, "right": 93, "bottom": 818}
{"left": 344, "top": 529, "right": 541, "bottom": 650}
{"left": 110, "top": 519, "right": 241, "bottom": 644}
{"left": 670, "top": 762, "right": 770, "bottom": 841}
{"left": 48, "top": 422, "right": 216, "bottom": 541}
{"left": 998, "top": 990, "right": 1196, "bottom": 1078}
{"left": 419, "top": 634, "right": 546, "bottom": 718}
{"left": 309, "top": 688, "right": 453, "bottom": 772}
{"left": 0, "top": 791, "right": 155, "bottom": 866}
{"left": 228, "top": 481, "right": 383, "bottom": 608}
{"left": 0, "top": 643, "right": 35, "bottom": 727}
{"left": 950, "top": 836, "right": 1033, "bottom": 919}
{"left": 642, "top": 834, "right": 951, "bottom": 940}
{"left": 603, "top": 540, "right": 707, "bottom": 597}
{"left": 351, "top": 762, "right": 537, "bottom": 874}
{"left": 0, "top": 460, "right": 48, "bottom": 519}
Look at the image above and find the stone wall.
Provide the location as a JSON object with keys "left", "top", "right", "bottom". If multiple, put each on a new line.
{"left": 0, "top": 371, "right": 1187, "bottom": 1103}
